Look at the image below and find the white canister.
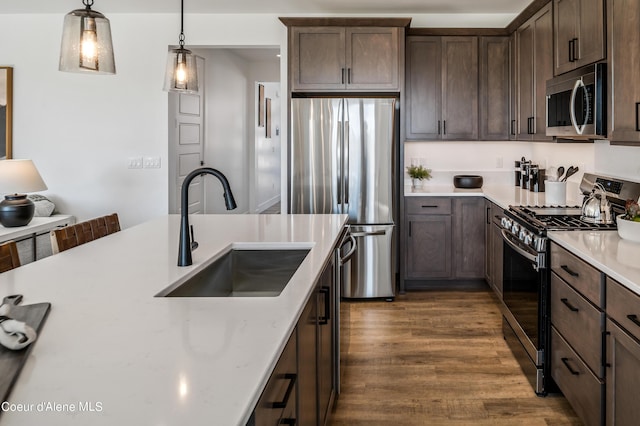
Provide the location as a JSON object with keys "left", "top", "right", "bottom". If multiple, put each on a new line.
{"left": 545, "top": 180, "right": 567, "bottom": 206}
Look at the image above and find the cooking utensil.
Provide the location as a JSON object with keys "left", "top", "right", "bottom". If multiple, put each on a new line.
{"left": 561, "top": 166, "right": 579, "bottom": 182}
{"left": 556, "top": 166, "right": 565, "bottom": 181}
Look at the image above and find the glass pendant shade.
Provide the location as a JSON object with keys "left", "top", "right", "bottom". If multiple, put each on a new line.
{"left": 163, "top": 47, "right": 198, "bottom": 93}
{"left": 59, "top": 4, "right": 116, "bottom": 74}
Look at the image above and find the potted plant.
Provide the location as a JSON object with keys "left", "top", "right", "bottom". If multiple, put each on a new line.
{"left": 406, "top": 164, "right": 432, "bottom": 189}
{"left": 617, "top": 199, "right": 640, "bottom": 243}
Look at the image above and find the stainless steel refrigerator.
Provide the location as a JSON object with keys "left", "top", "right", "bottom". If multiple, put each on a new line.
{"left": 290, "top": 97, "right": 396, "bottom": 299}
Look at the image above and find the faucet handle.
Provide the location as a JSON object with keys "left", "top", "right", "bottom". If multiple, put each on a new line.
{"left": 190, "top": 225, "right": 199, "bottom": 251}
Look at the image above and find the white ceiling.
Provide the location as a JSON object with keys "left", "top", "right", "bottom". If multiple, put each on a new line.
{"left": 1, "top": 0, "right": 533, "bottom": 15}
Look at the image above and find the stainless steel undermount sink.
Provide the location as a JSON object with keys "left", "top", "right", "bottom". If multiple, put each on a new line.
{"left": 159, "top": 248, "right": 310, "bottom": 297}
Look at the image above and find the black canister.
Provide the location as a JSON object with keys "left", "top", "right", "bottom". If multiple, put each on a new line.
{"left": 531, "top": 168, "right": 546, "bottom": 192}
{"left": 521, "top": 161, "right": 530, "bottom": 189}
{"left": 515, "top": 160, "right": 521, "bottom": 186}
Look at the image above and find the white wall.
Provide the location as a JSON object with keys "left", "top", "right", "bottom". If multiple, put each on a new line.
{"left": 0, "top": 13, "right": 288, "bottom": 227}
{"left": 594, "top": 140, "right": 640, "bottom": 181}
{"left": 255, "top": 82, "right": 282, "bottom": 212}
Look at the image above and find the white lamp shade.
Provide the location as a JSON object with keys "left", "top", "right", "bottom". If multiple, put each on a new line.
{"left": 0, "top": 160, "right": 48, "bottom": 194}
{"left": 59, "top": 7, "right": 116, "bottom": 75}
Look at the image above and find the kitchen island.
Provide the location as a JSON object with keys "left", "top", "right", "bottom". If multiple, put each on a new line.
{"left": 0, "top": 214, "right": 347, "bottom": 425}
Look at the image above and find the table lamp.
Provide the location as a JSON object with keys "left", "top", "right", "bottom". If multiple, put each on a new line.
{"left": 0, "top": 159, "right": 48, "bottom": 227}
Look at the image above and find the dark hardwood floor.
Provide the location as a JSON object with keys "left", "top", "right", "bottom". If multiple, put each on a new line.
{"left": 331, "top": 289, "right": 581, "bottom": 425}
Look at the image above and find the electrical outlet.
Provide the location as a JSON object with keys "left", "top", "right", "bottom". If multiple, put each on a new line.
{"left": 127, "top": 157, "right": 143, "bottom": 169}
{"left": 143, "top": 156, "right": 161, "bottom": 169}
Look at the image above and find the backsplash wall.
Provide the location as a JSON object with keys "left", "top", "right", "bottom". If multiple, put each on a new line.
{"left": 404, "top": 141, "right": 596, "bottom": 186}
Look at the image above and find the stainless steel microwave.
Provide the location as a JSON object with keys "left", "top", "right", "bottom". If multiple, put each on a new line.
{"left": 546, "top": 63, "right": 606, "bottom": 140}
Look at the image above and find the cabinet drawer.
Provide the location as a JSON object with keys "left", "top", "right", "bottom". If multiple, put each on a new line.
{"left": 550, "top": 272, "right": 603, "bottom": 377}
{"left": 550, "top": 243, "right": 603, "bottom": 307}
{"left": 607, "top": 277, "right": 640, "bottom": 342}
{"left": 551, "top": 327, "right": 603, "bottom": 426}
{"left": 253, "top": 332, "right": 297, "bottom": 426}
{"left": 405, "top": 197, "right": 452, "bottom": 215}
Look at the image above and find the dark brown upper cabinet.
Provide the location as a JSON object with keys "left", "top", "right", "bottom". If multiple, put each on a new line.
{"left": 516, "top": 2, "right": 554, "bottom": 141}
{"left": 289, "top": 26, "right": 401, "bottom": 92}
{"left": 553, "top": 0, "right": 605, "bottom": 76}
{"left": 608, "top": 0, "right": 640, "bottom": 145}
{"left": 405, "top": 36, "right": 478, "bottom": 140}
{"left": 479, "top": 36, "right": 510, "bottom": 140}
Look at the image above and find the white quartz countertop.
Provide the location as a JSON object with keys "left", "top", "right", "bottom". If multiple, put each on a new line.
{"left": 548, "top": 230, "right": 640, "bottom": 295}
{"left": 0, "top": 214, "right": 347, "bottom": 425}
{"left": 404, "top": 184, "right": 583, "bottom": 209}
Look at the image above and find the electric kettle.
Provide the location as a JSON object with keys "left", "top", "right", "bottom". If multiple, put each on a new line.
{"left": 581, "top": 183, "right": 613, "bottom": 224}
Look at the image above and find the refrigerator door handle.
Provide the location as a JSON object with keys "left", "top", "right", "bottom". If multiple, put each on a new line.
{"left": 344, "top": 120, "right": 349, "bottom": 205}
{"left": 350, "top": 230, "right": 387, "bottom": 237}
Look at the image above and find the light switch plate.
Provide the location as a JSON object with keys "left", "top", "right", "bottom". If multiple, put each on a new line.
{"left": 144, "top": 156, "right": 161, "bottom": 169}
{"left": 128, "top": 157, "right": 143, "bottom": 169}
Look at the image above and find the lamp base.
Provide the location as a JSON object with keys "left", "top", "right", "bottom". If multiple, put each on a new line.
{"left": 0, "top": 194, "right": 35, "bottom": 227}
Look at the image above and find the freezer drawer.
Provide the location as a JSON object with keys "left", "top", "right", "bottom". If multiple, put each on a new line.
{"left": 343, "top": 225, "right": 394, "bottom": 299}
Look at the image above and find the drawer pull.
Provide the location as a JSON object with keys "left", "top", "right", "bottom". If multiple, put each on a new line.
{"left": 560, "top": 265, "right": 579, "bottom": 277}
{"left": 561, "top": 357, "right": 580, "bottom": 376}
{"left": 421, "top": 205, "right": 439, "bottom": 208}
{"left": 627, "top": 314, "right": 640, "bottom": 328}
{"left": 270, "top": 373, "right": 297, "bottom": 409}
{"left": 280, "top": 419, "right": 297, "bottom": 425}
{"left": 560, "top": 298, "right": 579, "bottom": 312}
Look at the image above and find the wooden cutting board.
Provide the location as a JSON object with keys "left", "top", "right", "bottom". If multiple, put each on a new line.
{"left": 0, "top": 295, "right": 51, "bottom": 404}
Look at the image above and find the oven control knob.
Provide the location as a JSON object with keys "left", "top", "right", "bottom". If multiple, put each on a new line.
{"left": 523, "top": 233, "right": 533, "bottom": 246}
{"left": 501, "top": 217, "right": 511, "bottom": 229}
{"left": 533, "top": 236, "right": 546, "bottom": 251}
{"left": 511, "top": 223, "right": 520, "bottom": 234}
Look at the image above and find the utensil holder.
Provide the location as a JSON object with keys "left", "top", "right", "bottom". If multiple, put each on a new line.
{"left": 545, "top": 180, "right": 566, "bottom": 205}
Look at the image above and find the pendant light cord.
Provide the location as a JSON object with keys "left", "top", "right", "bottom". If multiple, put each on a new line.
{"left": 179, "top": 0, "right": 185, "bottom": 48}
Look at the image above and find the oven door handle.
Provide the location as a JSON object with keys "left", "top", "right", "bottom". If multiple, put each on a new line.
{"left": 501, "top": 229, "right": 541, "bottom": 271}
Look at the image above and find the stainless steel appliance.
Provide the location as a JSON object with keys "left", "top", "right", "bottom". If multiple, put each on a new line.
{"left": 290, "top": 97, "right": 397, "bottom": 299}
{"left": 499, "top": 173, "right": 640, "bottom": 395}
{"left": 546, "top": 63, "right": 606, "bottom": 140}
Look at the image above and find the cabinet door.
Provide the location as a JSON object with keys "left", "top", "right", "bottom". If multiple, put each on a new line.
{"left": 517, "top": 22, "right": 535, "bottom": 140}
{"left": 441, "top": 36, "right": 478, "bottom": 140}
{"left": 346, "top": 27, "right": 399, "bottom": 90}
{"left": 290, "top": 27, "right": 346, "bottom": 91}
{"left": 484, "top": 200, "right": 493, "bottom": 285}
{"left": 297, "top": 296, "right": 318, "bottom": 426}
{"left": 554, "top": 0, "right": 579, "bottom": 75}
{"left": 491, "top": 222, "right": 504, "bottom": 298}
{"left": 405, "top": 214, "right": 452, "bottom": 279}
{"left": 609, "top": 0, "right": 640, "bottom": 143}
{"left": 479, "top": 37, "right": 510, "bottom": 140}
{"left": 509, "top": 33, "right": 518, "bottom": 140}
{"left": 575, "top": 0, "right": 605, "bottom": 68}
{"left": 452, "top": 198, "right": 485, "bottom": 279}
{"left": 606, "top": 319, "right": 640, "bottom": 426}
{"left": 405, "top": 37, "right": 441, "bottom": 140}
{"left": 317, "top": 259, "right": 335, "bottom": 426}
{"left": 532, "top": 4, "right": 554, "bottom": 141}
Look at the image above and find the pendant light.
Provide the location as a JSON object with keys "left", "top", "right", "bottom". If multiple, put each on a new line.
{"left": 59, "top": 0, "right": 116, "bottom": 74}
{"left": 163, "top": 0, "right": 198, "bottom": 93}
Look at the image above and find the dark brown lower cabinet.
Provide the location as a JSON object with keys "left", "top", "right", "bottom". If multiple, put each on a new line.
{"left": 248, "top": 331, "right": 298, "bottom": 426}
{"left": 297, "top": 257, "right": 336, "bottom": 426}
{"left": 606, "top": 319, "right": 640, "bottom": 425}
{"left": 403, "top": 197, "right": 484, "bottom": 289}
{"left": 484, "top": 199, "right": 503, "bottom": 298}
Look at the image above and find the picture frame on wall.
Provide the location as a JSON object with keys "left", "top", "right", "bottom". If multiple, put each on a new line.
{"left": 0, "top": 66, "right": 12, "bottom": 160}
{"left": 266, "top": 97, "right": 271, "bottom": 138}
{"left": 258, "top": 84, "right": 265, "bottom": 127}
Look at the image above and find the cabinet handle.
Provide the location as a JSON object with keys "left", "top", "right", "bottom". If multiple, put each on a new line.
{"left": 560, "top": 264, "right": 579, "bottom": 277}
{"left": 560, "top": 298, "right": 579, "bottom": 312}
{"left": 438, "top": 120, "right": 441, "bottom": 135}
{"left": 409, "top": 221, "right": 412, "bottom": 237}
{"left": 635, "top": 102, "right": 640, "bottom": 131}
{"left": 568, "top": 40, "right": 574, "bottom": 62}
{"left": 561, "top": 357, "right": 580, "bottom": 376}
{"left": 319, "top": 286, "right": 330, "bottom": 325}
{"left": 270, "top": 373, "right": 297, "bottom": 408}
{"left": 572, "top": 38, "right": 578, "bottom": 61}
{"left": 421, "top": 205, "right": 439, "bottom": 208}
{"left": 511, "top": 119, "right": 516, "bottom": 135}
{"left": 627, "top": 314, "right": 640, "bottom": 328}
{"left": 486, "top": 206, "right": 491, "bottom": 224}
{"left": 347, "top": 68, "right": 351, "bottom": 84}
{"left": 443, "top": 120, "right": 446, "bottom": 135}
{"left": 341, "top": 68, "right": 345, "bottom": 85}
